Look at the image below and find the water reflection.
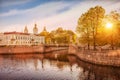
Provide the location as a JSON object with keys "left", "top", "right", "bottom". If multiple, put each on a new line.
{"left": 0, "top": 52, "right": 120, "bottom": 80}
{"left": 68, "top": 55, "right": 120, "bottom": 80}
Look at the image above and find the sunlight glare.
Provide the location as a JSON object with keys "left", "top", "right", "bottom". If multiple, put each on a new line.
{"left": 106, "top": 22, "right": 113, "bottom": 29}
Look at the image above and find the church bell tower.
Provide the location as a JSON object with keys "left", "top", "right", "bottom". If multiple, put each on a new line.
{"left": 24, "top": 26, "right": 28, "bottom": 33}
{"left": 33, "top": 23, "right": 38, "bottom": 34}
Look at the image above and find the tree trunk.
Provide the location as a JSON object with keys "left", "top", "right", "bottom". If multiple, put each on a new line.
{"left": 88, "top": 41, "right": 90, "bottom": 50}
{"left": 93, "top": 28, "right": 96, "bottom": 50}
{"left": 87, "top": 28, "right": 90, "bottom": 50}
{"left": 111, "top": 35, "right": 114, "bottom": 50}
{"left": 93, "top": 36, "right": 96, "bottom": 50}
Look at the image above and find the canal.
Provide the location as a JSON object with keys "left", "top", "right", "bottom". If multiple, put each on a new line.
{"left": 0, "top": 50, "right": 120, "bottom": 80}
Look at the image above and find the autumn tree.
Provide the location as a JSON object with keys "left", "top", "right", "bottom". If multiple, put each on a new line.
{"left": 50, "top": 27, "right": 75, "bottom": 44}
{"left": 76, "top": 13, "right": 92, "bottom": 49}
{"left": 101, "top": 11, "right": 120, "bottom": 49}
{"left": 109, "top": 11, "right": 120, "bottom": 48}
{"left": 76, "top": 6, "right": 105, "bottom": 50}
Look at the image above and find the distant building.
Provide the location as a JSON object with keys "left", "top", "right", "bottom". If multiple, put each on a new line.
{"left": 33, "top": 24, "right": 38, "bottom": 34}
{"left": 43, "top": 26, "right": 47, "bottom": 32}
{"left": 39, "top": 26, "right": 51, "bottom": 44}
{"left": 24, "top": 26, "right": 28, "bottom": 33}
{"left": 0, "top": 25, "right": 45, "bottom": 46}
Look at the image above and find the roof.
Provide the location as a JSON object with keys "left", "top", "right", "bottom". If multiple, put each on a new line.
{"left": 3, "top": 32, "right": 44, "bottom": 37}
{"left": 4, "top": 31, "right": 30, "bottom": 35}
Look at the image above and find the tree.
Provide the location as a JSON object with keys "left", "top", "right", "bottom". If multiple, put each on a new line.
{"left": 93, "top": 11, "right": 120, "bottom": 49}
{"left": 50, "top": 27, "right": 75, "bottom": 44}
{"left": 89, "top": 6, "right": 105, "bottom": 50}
{"left": 110, "top": 11, "right": 120, "bottom": 48}
{"left": 76, "top": 13, "right": 92, "bottom": 49}
{"left": 76, "top": 6, "right": 105, "bottom": 50}
{"left": 103, "top": 11, "right": 120, "bottom": 49}
{"left": 39, "top": 27, "right": 50, "bottom": 44}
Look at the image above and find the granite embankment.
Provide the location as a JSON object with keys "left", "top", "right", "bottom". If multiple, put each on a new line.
{"left": 0, "top": 46, "right": 44, "bottom": 54}
{"left": 68, "top": 44, "right": 120, "bottom": 67}
{"left": 0, "top": 44, "right": 68, "bottom": 54}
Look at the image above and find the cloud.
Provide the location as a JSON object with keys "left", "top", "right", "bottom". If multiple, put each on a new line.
{"left": 0, "top": 0, "right": 120, "bottom": 33}
{"left": 36, "top": 0, "right": 120, "bottom": 32}
{"left": 0, "top": 24, "right": 25, "bottom": 32}
{"left": 105, "top": 2, "right": 120, "bottom": 13}
{"left": 0, "top": 9, "right": 19, "bottom": 17}
{"left": 0, "top": 1, "right": 73, "bottom": 32}
{"left": 0, "top": 1, "right": 72, "bottom": 17}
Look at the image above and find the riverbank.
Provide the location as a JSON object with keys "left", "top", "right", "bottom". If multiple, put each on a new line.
{"left": 68, "top": 44, "right": 120, "bottom": 67}
{"left": 0, "top": 45, "right": 44, "bottom": 54}
{"left": 69, "top": 50, "right": 120, "bottom": 67}
{"left": 0, "top": 45, "right": 68, "bottom": 54}
{"left": 0, "top": 53, "right": 119, "bottom": 80}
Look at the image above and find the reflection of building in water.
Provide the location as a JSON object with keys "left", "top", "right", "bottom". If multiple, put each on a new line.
{"left": 34, "top": 59, "right": 38, "bottom": 71}
{"left": 0, "top": 24, "right": 45, "bottom": 46}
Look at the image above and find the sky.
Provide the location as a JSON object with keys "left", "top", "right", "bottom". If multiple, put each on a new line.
{"left": 0, "top": 0, "right": 120, "bottom": 33}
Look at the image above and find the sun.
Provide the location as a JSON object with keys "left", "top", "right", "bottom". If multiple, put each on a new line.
{"left": 106, "top": 22, "right": 113, "bottom": 29}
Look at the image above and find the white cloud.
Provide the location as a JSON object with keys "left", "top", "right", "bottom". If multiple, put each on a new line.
{"left": 0, "top": 1, "right": 71, "bottom": 17}
{"left": 0, "top": 9, "right": 19, "bottom": 17}
{"left": 0, "top": 24, "right": 25, "bottom": 32}
{"left": 34, "top": 0, "right": 120, "bottom": 32}
{"left": 104, "top": 2, "right": 120, "bottom": 13}
{"left": 0, "top": 0, "right": 120, "bottom": 33}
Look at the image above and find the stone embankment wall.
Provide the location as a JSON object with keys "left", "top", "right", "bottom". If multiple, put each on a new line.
{"left": 0, "top": 44, "right": 68, "bottom": 54}
{"left": 76, "top": 52, "right": 120, "bottom": 67}
{"left": 0, "top": 45, "right": 44, "bottom": 54}
{"left": 68, "top": 44, "right": 120, "bottom": 67}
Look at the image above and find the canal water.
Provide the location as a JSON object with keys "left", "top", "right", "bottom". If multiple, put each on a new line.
{"left": 0, "top": 51, "right": 120, "bottom": 80}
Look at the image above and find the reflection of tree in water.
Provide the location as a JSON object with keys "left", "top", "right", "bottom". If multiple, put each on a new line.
{"left": 67, "top": 55, "right": 120, "bottom": 80}
{"left": 76, "top": 59, "right": 120, "bottom": 80}
{"left": 78, "top": 67, "right": 97, "bottom": 80}
{"left": 57, "top": 61, "right": 66, "bottom": 70}
{"left": 0, "top": 53, "right": 119, "bottom": 80}
{"left": 49, "top": 59, "right": 69, "bottom": 70}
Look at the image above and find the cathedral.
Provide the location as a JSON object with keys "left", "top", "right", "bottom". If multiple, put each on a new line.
{"left": 24, "top": 23, "right": 38, "bottom": 34}
{"left": 0, "top": 24, "right": 45, "bottom": 46}
{"left": 33, "top": 24, "right": 38, "bottom": 34}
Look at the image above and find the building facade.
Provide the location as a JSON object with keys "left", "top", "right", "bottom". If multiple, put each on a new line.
{"left": 0, "top": 25, "right": 45, "bottom": 46}
{"left": 0, "top": 32, "right": 45, "bottom": 46}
